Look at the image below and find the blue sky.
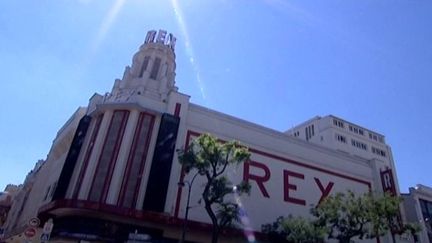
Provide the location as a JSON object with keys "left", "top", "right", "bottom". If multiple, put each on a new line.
{"left": 0, "top": 0, "right": 431, "bottom": 193}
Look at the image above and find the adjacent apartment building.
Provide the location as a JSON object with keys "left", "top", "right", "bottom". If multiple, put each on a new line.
{"left": 402, "top": 185, "right": 432, "bottom": 242}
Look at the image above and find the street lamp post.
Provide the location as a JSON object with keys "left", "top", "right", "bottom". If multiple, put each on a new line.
{"left": 178, "top": 171, "right": 199, "bottom": 243}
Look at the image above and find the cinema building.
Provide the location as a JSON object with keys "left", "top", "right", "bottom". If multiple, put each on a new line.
{"left": 4, "top": 30, "right": 403, "bottom": 242}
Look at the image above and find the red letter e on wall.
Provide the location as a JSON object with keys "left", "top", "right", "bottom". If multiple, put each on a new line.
{"left": 284, "top": 170, "right": 306, "bottom": 206}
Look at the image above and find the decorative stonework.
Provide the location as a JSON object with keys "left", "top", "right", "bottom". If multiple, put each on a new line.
{"left": 109, "top": 29, "right": 178, "bottom": 103}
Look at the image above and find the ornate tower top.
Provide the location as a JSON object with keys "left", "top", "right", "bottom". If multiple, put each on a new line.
{"left": 111, "top": 29, "right": 178, "bottom": 101}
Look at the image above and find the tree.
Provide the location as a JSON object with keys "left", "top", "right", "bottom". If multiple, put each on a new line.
{"left": 367, "top": 192, "right": 421, "bottom": 243}
{"left": 177, "top": 133, "right": 251, "bottom": 243}
{"left": 312, "top": 191, "right": 422, "bottom": 243}
{"left": 403, "top": 223, "right": 422, "bottom": 243}
{"left": 262, "top": 215, "right": 326, "bottom": 243}
{"left": 311, "top": 191, "right": 370, "bottom": 243}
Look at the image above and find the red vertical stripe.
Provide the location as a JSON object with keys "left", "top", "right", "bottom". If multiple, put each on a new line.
{"left": 118, "top": 113, "right": 144, "bottom": 207}
{"left": 174, "top": 103, "right": 181, "bottom": 117}
{"left": 88, "top": 110, "right": 129, "bottom": 202}
{"left": 101, "top": 111, "right": 129, "bottom": 202}
{"left": 173, "top": 131, "right": 192, "bottom": 218}
{"left": 118, "top": 113, "right": 155, "bottom": 208}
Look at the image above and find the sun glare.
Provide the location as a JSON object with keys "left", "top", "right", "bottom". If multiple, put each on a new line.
{"left": 171, "top": 0, "right": 207, "bottom": 101}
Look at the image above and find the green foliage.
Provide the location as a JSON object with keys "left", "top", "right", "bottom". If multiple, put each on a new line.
{"left": 403, "top": 222, "right": 422, "bottom": 234}
{"left": 366, "top": 192, "right": 402, "bottom": 239}
{"left": 265, "top": 191, "right": 422, "bottom": 243}
{"left": 311, "top": 191, "right": 422, "bottom": 243}
{"left": 262, "top": 216, "right": 326, "bottom": 243}
{"left": 216, "top": 202, "right": 241, "bottom": 228}
{"left": 366, "top": 192, "right": 422, "bottom": 242}
{"left": 403, "top": 222, "right": 422, "bottom": 241}
{"left": 177, "top": 133, "right": 251, "bottom": 243}
{"left": 311, "top": 191, "right": 370, "bottom": 243}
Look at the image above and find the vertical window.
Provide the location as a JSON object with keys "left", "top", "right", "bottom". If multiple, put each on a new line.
{"left": 49, "top": 182, "right": 57, "bottom": 198}
{"left": 351, "top": 139, "right": 367, "bottom": 150}
{"left": 372, "top": 146, "right": 386, "bottom": 157}
{"left": 44, "top": 186, "right": 51, "bottom": 201}
{"left": 118, "top": 113, "right": 154, "bottom": 208}
{"left": 335, "top": 134, "right": 346, "bottom": 143}
{"left": 150, "top": 57, "right": 161, "bottom": 80}
{"left": 334, "top": 120, "right": 344, "bottom": 128}
{"left": 73, "top": 114, "right": 104, "bottom": 199}
{"left": 139, "top": 56, "right": 150, "bottom": 78}
{"left": 89, "top": 110, "right": 129, "bottom": 202}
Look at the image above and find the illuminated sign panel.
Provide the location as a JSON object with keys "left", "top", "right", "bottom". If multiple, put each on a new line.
{"left": 144, "top": 30, "right": 176, "bottom": 50}
{"left": 381, "top": 169, "right": 396, "bottom": 196}
{"left": 144, "top": 30, "right": 157, "bottom": 44}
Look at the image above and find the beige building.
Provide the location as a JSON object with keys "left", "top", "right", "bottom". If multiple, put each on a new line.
{"left": 4, "top": 30, "right": 408, "bottom": 243}
{"left": 3, "top": 108, "right": 86, "bottom": 241}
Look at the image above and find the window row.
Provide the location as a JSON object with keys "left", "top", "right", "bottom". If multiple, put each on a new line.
{"left": 351, "top": 139, "right": 367, "bottom": 151}
{"left": 371, "top": 146, "right": 386, "bottom": 157}
{"left": 335, "top": 134, "right": 347, "bottom": 143}
{"left": 138, "top": 56, "right": 162, "bottom": 80}
{"left": 369, "top": 132, "right": 384, "bottom": 143}
{"left": 335, "top": 120, "right": 385, "bottom": 144}
{"left": 349, "top": 125, "right": 365, "bottom": 136}
{"left": 333, "top": 119, "right": 344, "bottom": 128}
{"left": 305, "top": 124, "right": 315, "bottom": 141}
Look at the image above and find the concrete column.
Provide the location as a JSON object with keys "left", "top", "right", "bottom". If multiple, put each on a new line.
{"left": 78, "top": 110, "right": 113, "bottom": 200}
{"left": 105, "top": 109, "right": 140, "bottom": 205}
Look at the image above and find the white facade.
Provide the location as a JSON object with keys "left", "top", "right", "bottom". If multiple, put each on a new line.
{"left": 402, "top": 185, "right": 432, "bottom": 243}
{"left": 177, "top": 107, "right": 374, "bottom": 232}
{"left": 4, "top": 30, "right": 408, "bottom": 243}
{"left": 286, "top": 115, "right": 401, "bottom": 196}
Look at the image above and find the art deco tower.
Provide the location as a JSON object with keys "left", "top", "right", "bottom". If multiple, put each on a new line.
{"left": 50, "top": 30, "right": 189, "bottom": 218}
{"left": 111, "top": 30, "right": 178, "bottom": 102}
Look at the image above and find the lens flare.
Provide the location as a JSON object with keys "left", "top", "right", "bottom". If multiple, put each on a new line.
{"left": 234, "top": 189, "right": 256, "bottom": 242}
{"left": 81, "top": 0, "right": 126, "bottom": 69}
{"left": 171, "top": 0, "right": 207, "bottom": 101}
